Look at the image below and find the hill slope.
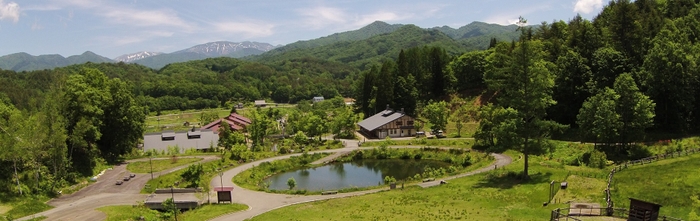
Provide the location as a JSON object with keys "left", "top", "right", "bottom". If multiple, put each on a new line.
{"left": 254, "top": 25, "right": 466, "bottom": 69}
{"left": 0, "top": 51, "right": 113, "bottom": 72}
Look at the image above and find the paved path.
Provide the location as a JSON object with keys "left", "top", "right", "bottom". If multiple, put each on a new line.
{"left": 209, "top": 144, "right": 512, "bottom": 221}
{"left": 17, "top": 155, "right": 220, "bottom": 221}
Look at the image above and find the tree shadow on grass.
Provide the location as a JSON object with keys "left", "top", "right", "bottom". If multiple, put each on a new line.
{"left": 472, "top": 170, "right": 553, "bottom": 189}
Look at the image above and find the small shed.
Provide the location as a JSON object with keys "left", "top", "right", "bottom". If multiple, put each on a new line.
{"left": 312, "top": 96, "right": 325, "bottom": 103}
{"left": 254, "top": 100, "right": 267, "bottom": 107}
{"left": 628, "top": 198, "right": 662, "bottom": 221}
{"left": 215, "top": 186, "right": 234, "bottom": 203}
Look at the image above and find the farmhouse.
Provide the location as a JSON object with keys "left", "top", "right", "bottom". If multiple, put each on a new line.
{"left": 201, "top": 113, "right": 252, "bottom": 133}
{"left": 357, "top": 106, "right": 416, "bottom": 139}
{"left": 143, "top": 129, "right": 218, "bottom": 152}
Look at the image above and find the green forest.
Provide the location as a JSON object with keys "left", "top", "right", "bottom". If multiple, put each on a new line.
{"left": 0, "top": 0, "right": 699, "bottom": 209}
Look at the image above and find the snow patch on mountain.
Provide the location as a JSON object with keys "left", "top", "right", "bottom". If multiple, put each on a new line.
{"left": 114, "top": 51, "right": 163, "bottom": 62}
{"left": 175, "top": 41, "right": 276, "bottom": 56}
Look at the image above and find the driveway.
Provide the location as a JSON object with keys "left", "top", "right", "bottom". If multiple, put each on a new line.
{"left": 17, "top": 155, "right": 220, "bottom": 221}
{"left": 209, "top": 141, "right": 512, "bottom": 221}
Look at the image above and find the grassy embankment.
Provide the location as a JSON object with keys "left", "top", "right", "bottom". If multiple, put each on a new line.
{"left": 97, "top": 203, "right": 248, "bottom": 221}
{"left": 610, "top": 153, "right": 700, "bottom": 220}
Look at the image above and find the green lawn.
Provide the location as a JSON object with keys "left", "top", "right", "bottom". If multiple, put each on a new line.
{"left": 610, "top": 153, "right": 700, "bottom": 220}
{"left": 361, "top": 138, "right": 475, "bottom": 148}
{"left": 250, "top": 151, "right": 607, "bottom": 221}
{"left": 98, "top": 203, "right": 248, "bottom": 221}
{"left": 179, "top": 203, "right": 248, "bottom": 221}
{"left": 127, "top": 158, "right": 203, "bottom": 173}
{"left": 0, "top": 198, "right": 52, "bottom": 221}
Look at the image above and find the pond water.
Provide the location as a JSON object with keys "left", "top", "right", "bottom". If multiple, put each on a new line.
{"left": 264, "top": 159, "right": 450, "bottom": 191}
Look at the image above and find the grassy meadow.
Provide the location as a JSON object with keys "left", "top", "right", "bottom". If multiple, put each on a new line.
{"left": 610, "top": 153, "right": 700, "bottom": 220}
{"left": 250, "top": 150, "right": 611, "bottom": 221}
{"left": 97, "top": 203, "right": 248, "bottom": 221}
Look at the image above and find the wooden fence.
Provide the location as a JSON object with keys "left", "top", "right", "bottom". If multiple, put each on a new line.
{"left": 551, "top": 207, "right": 683, "bottom": 221}
{"left": 551, "top": 148, "right": 699, "bottom": 221}
{"left": 605, "top": 148, "right": 700, "bottom": 214}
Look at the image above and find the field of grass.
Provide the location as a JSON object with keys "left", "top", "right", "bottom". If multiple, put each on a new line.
{"left": 179, "top": 203, "right": 248, "bottom": 220}
{"left": 98, "top": 203, "right": 248, "bottom": 221}
{"left": 361, "top": 138, "right": 474, "bottom": 148}
{"left": 0, "top": 197, "right": 53, "bottom": 221}
{"left": 250, "top": 151, "right": 610, "bottom": 221}
{"left": 127, "top": 158, "right": 202, "bottom": 173}
{"left": 610, "top": 153, "right": 700, "bottom": 220}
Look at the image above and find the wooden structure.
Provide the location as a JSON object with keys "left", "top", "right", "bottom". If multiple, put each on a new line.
{"left": 201, "top": 113, "right": 252, "bottom": 132}
{"left": 627, "top": 198, "right": 662, "bottom": 221}
{"left": 144, "top": 188, "right": 201, "bottom": 210}
{"left": 357, "top": 106, "right": 416, "bottom": 139}
{"left": 215, "top": 186, "right": 234, "bottom": 203}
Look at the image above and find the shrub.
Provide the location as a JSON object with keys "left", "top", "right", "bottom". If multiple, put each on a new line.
{"left": 287, "top": 177, "right": 296, "bottom": 190}
{"left": 585, "top": 150, "right": 608, "bottom": 169}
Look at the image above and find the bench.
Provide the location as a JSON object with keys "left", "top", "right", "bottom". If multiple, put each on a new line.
{"left": 321, "top": 191, "right": 338, "bottom": 195}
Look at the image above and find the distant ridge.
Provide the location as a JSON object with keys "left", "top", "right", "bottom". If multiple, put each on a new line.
{"left": 0, "top": 51, "right": 112, "bottom": 72}
{"left": 133, "top": 41, "right": 276, "bottom": 69}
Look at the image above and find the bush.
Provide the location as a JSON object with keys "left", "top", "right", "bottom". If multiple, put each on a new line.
{"left": 585, "top": 150, "right": 608, "bottom": 169}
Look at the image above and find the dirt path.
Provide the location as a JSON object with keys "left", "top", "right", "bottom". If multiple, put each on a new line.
{"left": 16, "top": 155, "right": 220, "bottom": 221}
{"left": 208, "top": 145, "right": 512, "bottom": 221}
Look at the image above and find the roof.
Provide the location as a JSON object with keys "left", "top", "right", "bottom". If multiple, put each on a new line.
{"left": 254, "top": 100, "right": 266, "bottom": 105}
{"left": 143, "top": 129, "right": 218, "bottom": 151}
{"left": 214, "top": 187, "right": 234, "bottom": 191}
{"left": 229, "top": 113, "right": 251, "bottom": 124}
{"left": 357, "top": 109, "right": 406, "bottom": 131}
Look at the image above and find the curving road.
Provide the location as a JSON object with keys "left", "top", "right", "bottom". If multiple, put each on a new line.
{"left": 17, "top": 155, "right": 220, "bottom": 221}
{"left": 209, "top": 140, "right": 512, "bottom": 221}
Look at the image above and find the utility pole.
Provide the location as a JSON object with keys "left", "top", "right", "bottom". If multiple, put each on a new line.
{"left": 149, "top": 154, "right": 154, "bottom": 180}
{"left": 171, "top": 185, "right": 178, "bottom": 221}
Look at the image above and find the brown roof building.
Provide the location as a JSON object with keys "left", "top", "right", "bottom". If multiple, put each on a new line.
{"left": 202, "top": 113, "right": 252, "bottom": 133}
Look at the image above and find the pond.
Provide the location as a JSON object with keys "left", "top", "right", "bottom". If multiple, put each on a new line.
{"left": 264, "top": 159, "right": 451, "bottom": 191}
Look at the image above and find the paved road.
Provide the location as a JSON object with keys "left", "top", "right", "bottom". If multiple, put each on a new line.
{"left": 209, "top": 142, "right": 512, "bottom": 221}
{"left": 17, "top": 155, "right": 220, "bottom": 221}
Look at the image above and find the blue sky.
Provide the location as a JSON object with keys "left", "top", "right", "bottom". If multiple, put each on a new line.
{"left": 1, "top": 0, "right": 605, "bottom": 59}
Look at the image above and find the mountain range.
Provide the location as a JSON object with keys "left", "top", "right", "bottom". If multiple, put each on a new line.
{"left": 0, "top": 21, "right": 521, "bottom": 71}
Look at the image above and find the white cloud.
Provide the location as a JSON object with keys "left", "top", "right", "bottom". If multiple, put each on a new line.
{"left": 297, "top": 6, "right": 413, "bottom": 31}
{"left": 0, "top": 0, "right": 20, "bottom": 23}
{"left": 298, "top": 6, "right": 347, "bottom": 29}
{"left": 352, "top": 11, "right": 403, "bottom": 28}
{"left": 574, "top": 0, "right": 603, "bottom": 14}
{"left": 213, "top": 21, "right": 275, "bottom": 38}
{"left": 99, "top": 30, "right": 174, "bottom": 46}
{"left": 102, "top": 8, "right": 192, "bottom": 30}
{"left": 483, "top": 4, "right": 551, "bottom": 26}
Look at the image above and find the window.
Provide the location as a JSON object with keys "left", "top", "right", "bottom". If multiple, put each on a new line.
{"left": 395, "top": 121, "right": 402, "bottom": 126}
{"left": 407, "top": 121, "right": 414, "bottom": 126}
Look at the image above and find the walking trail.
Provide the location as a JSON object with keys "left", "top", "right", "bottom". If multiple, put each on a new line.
{"left": 17, "top": 139, "right": 511, "bottom": 221}
{"left": 209, "top": 140, "right": 512, "bottom": 221}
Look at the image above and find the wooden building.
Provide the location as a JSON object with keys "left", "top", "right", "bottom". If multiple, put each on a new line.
{"left": 357, "top": 106, "right": 416, "bottom": 139}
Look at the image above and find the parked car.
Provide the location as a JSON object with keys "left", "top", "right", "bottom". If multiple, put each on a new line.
{"left": 434, "top": 130, "right": 446, "bottom": 138}
{"left": 129, "top": 174, "right": 136, "bottom": 178}
{"left": 123, "top": 176, "right": 130, "bottom": 181}
{"left": 115, "top": 180, "right": 123, "bottom": 185}
{"left": 415, "top": 131, "right": 426, "bottom": 137}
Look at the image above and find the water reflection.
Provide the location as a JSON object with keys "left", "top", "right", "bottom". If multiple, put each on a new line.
{"left": 264, "top": 159, "right": 450, "bottom": 191}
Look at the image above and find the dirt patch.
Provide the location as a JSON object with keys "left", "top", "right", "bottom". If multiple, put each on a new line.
{"left": 0, "top": 205, "right": 12, "bottom": 214}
